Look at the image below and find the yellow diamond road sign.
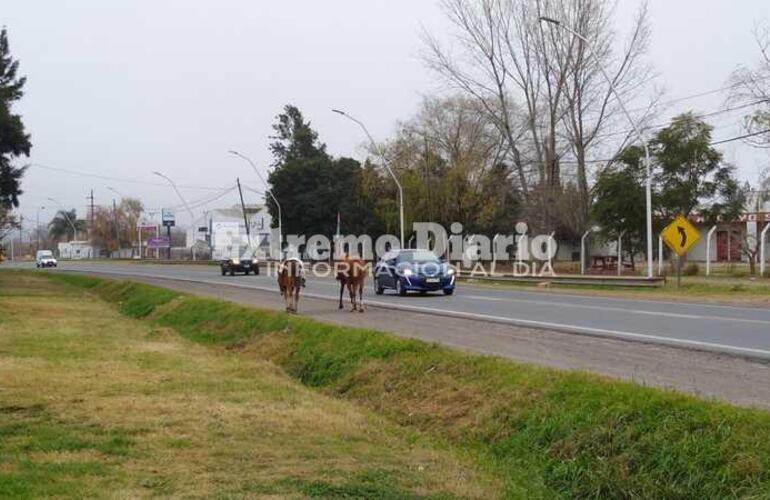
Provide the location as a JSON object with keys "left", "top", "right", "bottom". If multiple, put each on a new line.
{"left": 661, "top": 215, "right": 701, "bottom": 256}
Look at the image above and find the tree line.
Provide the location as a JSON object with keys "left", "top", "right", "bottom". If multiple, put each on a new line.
{"left": 263, "top": 1, "right": 770, "bottom": 268}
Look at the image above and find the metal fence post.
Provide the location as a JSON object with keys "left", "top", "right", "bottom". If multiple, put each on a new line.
{"left": 706, "top": 225, "right": 717, "bottom": 276}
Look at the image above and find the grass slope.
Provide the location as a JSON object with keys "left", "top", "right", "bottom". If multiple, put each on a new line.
{"left": 0, "top": 272, "right": 495, "bottom": 498}
{"left": 32, "top": 272, "right": 770, "bottom": 498}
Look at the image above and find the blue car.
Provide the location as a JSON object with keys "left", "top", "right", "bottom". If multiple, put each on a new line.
{"left": 373, "top": 249, "right": 456, "bottom": 296}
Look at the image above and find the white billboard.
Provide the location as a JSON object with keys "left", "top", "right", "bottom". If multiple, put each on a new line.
{"left": 212, "top": 221, "right": 245, "bottom": 259}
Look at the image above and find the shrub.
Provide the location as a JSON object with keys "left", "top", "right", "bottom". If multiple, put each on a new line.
{"left": 683, "top": 262, "right": 700, "bottom": 276}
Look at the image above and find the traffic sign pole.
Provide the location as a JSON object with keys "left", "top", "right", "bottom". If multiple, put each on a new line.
{"left": 661, "top": 215, "right": 702, "bottom": 288}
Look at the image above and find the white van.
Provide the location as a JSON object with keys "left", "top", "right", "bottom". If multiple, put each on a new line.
{"left": 36, "top": 250, "right": 58, "bottom": 268}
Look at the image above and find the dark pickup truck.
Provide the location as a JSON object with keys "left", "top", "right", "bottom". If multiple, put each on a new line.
{"left": 220, "top": 257, "right": 260, "bottom": 276}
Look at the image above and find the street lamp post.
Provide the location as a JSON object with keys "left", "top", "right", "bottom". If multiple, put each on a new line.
{"left": 539, "top": 17, "right": 654, "bottom": 279}
{"left": 761, "top": 223, "right": 770, "bottom": 278}
{"left": 153, "top": 171, "right": 197, "bottom": 261}
{"left": 228, "top": 150, "right": 283, "bottom": 260}
{"left": 36, "top": 206, "right": 45, "bottom": 252}
{"left": 332, "top": 109, "right": 405, "bottom": 248}
{"left": 46, "top": 197, "right": 78, "bottom": 241}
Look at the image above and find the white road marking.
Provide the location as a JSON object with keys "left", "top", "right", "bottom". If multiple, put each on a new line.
{"left": 53, "top": 266, "right": 770, "bottom": 360}
{"left": 461, "top": 294, "right": 770, "bottom": 326}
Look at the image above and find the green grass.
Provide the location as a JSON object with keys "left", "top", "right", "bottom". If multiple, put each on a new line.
{"left": 21, "top": 271, "right": 770, "bottom": 498}
{"left": 0, "top": 404, "right": 133, "bottom": 498}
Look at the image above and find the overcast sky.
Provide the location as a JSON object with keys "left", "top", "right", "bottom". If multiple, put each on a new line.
{"left": 3, "top": 0, "right": 769, "bottom": 227}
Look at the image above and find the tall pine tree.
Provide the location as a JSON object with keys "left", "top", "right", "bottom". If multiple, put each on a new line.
{"left": 0, "top": 27, "right": 30, "bottom": 209}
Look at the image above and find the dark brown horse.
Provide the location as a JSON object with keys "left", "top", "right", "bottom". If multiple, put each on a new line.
{"left": 277, "top": 258, "right": 304, "bottom": 313}
{"left": 335, "top": 254, "right": 367, "bottom": 312}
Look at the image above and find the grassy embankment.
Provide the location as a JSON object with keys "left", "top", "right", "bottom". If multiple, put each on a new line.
{"left": 4, "top": 270, "right": 770, "bottom": 498}
{"left": 0, "top": 272, "right": 495, "bottom": 498}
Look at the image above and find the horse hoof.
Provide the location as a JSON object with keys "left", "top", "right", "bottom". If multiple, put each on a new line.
{"left": 358, "top": 309, "right": 364, "bottom": 313}
{"left": 338, "top": 305, "right": 343, "bottom": 310}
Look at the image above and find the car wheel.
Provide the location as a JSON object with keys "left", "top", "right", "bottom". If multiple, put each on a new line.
{"left": 244, "top": 269, "right": 250, "bottom": 275}
{"left": 230, "top": 270, "right": 235, "bottom": 276}
{"left": 221, "top": 268, "right": 226, "bottom": 276}
{"left": 374, "top": 278, "right": 384, "bottom": 295}
{"left": 443, "top": 288, "right": 454, "bottom": 296}
{"left": 396, "top": 279, "right": 407, "bottom": 297}
{"left": 254, "top": 266, "right": 260, "bottom": 276}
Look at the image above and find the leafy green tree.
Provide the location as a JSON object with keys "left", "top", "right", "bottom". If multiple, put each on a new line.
{"left": 0, "top": 28, "right": 30, "bottom": 209}
{"left": 269, "top": 104, "right": 327, "bottom": 166}
{"left": 651, "top": 113, "right": 742, "bottom": 222}
{"left": 594, "top": 113, "right": 745, "bottom": 266}
{"left": 591, "top": 159, "right": 647, "bottom": 267}
{"left": 267, "top": 105, "right": 374, "bottom": 238}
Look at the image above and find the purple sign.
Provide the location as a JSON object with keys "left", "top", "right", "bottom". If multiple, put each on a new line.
{"left": 147, "top": 236, "right": 170, "bottom": 249}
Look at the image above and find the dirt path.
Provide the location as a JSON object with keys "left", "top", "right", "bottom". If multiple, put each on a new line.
{"left": 82, "top": 272, "right": 770, "bottom": 410}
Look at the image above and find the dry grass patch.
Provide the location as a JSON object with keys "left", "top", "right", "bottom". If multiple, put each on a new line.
{"left": 0, "top": 272, "right": 498, "bottom": 498}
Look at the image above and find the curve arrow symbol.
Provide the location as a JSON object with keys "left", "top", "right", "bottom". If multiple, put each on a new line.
{"left": 677, "top": 226, "right": 687, "bottom": 248}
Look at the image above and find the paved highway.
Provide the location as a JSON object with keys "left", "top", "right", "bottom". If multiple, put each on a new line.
{"left": 8, "top": 261, "right": 770, "bottom": 359}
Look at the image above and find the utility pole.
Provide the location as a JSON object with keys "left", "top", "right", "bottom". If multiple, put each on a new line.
{"left": 88, "top": 189, "right": 95, "bottom": 242}
{"left": 113, "top": 198, "right": 119, "bottom": 258}
{"left": 36, "top": 206, "right": 45, "bottom": 253}
{"left": 236, "top": 178, "right": 253, "bottom": 249}
{"left": 228, "top": 151, "right": 283, "bottom": 259}
{"left": 19, "top": 216, "right": 23, "bottom": 257}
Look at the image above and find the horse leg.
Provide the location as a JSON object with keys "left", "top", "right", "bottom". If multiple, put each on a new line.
{"left": 348, "top": 283, "right": 357, "bottom": 312}
{"left": 338, "top": 280, "right": 344, "bottom": 309}
{"left": 293, "top": 281, "right": 300, "bottom": 313}
{"left": 357, "top": 281, "right": 365, "bottom": 312}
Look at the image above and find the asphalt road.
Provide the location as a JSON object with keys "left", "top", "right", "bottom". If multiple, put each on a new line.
{"left": 10, "top": 260, "right": 770, "bottom": 360}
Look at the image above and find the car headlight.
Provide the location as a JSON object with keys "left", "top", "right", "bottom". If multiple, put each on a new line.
{"left": 252, "top": 258, "right": 259, "bottom": 264}
{"left": 446, "top": 268, "right": 455, "bottom": 275}
{"left": 403, "top": 268, "right": 414, "bottom": 277}
{"left": 232, "top": 259, "right": 240, "bottom": 265}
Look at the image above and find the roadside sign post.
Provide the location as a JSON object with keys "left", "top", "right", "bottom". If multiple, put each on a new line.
{"left": 661, "top": 215, "right": 701, "bottom": 288}
{"left": 162, "top": 209, "right": 175, "bottom": 260}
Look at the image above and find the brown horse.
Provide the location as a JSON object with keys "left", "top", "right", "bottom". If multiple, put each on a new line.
{"left": 277, "top": 258, "right": 304, "bottom": 313}
{"left": 335, "top": 254, "right": 367, "bottom": 312}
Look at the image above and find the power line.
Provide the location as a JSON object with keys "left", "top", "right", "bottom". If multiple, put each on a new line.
{"left": 626, "top": 75, "right": 770, "bottom": 114}
{"left": 29, "top": 163, "right": 228, "bottom": 192}
{"left": 592, "top": 98, "right": 768, "bottom": 141}
{"left": 145, "top": 185, "right": 238, "bottom": 212}
{"left": 711, "top": 128, "right": 770, "bottom": 146}
{"left": 515, "top": 128, "right": 770, "bottom": 167}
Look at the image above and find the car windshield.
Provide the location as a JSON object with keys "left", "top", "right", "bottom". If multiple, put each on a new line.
{"left": 398, "top": 250, "right": 440, "bottom": 263}
{"left": 38, "top": 251, "right": 53, "bottom": 258}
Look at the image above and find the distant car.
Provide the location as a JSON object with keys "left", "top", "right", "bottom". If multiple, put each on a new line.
{"left": 220, "top": 256, "right": 260, "bottom": 276}
{"left": 36, "top": 250, "right": 58, "bottom": 268}
{"left": 374, "top": 249, "right": 455, "bottom": 296}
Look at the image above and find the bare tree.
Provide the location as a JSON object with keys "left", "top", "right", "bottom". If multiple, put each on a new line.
{"left": 380, "top": 96, "right": 519, "bottom": 233}
{"left": 729, "top": 22, "right": 770, "bottom": 148}
{"left": 422, "top": 0, "right": 654, "bottom": 232}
